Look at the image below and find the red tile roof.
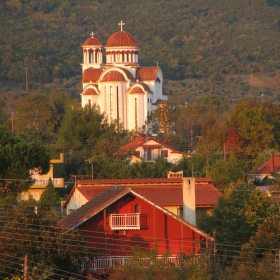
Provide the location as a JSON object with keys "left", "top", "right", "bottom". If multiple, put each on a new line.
{"left": 82, "top": 68, "right": 103, "bottom": 83}
{"left": 82, "top": 37, "right": 102, "bottom": 46}
{"left": 136, "top": 67, "right": 159, "bottom": 81}
{"left": 63, "top": 178, "right": 221, "bottom": 208}
{"left": 100, "top": 70, "right": 127, "bottom": 82}
{"left": 83, "top": 88, "right": 98, "bottom": 95}
{"left": 129, "top": 83, "right": 152, "bottom": 94}
{"left": 105, "top": 30, "right": 138, "bottom": 47}
{"left": 249, "top": 153, "right": 280, "bottom": 175}
{"left": 121, "top": 134, "right": 187, "bottom": 155}
{"left": 60, "top": 187, "right": 128, "bottom": 229}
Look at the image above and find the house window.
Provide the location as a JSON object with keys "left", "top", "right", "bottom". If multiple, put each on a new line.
{"left": 161, "top": 150, "right": 168, "bottom": 157}
{"left": 135, "top": 204, "right": 141, "bottom": 213}
{"left": 135, "top": 151, "right": 140, "bottom": 158}
{"left": 147, "top": 148, "right": 151, "bottom": 160}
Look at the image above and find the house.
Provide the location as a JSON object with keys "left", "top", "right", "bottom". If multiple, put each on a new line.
{"left": 23, "top": 153, "right": 64, "bottom": 201}
{"left": 120, "top": 134, "right": 190, "bottom": 163}
{"left": 80, "top": 21, "right": 168, "bottom": 131}
{"left": 248, "top": 152, "right": 280, "bottom": 184}
{"left": 59, "top": 183, "right": 215, "bottom": 258}
{"left": 63, "top": 176, "right": 221, "bottom": 226}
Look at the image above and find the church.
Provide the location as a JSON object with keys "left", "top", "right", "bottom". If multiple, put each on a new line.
{"left": 80, "top": 21, "right": 168, "bottom": 131}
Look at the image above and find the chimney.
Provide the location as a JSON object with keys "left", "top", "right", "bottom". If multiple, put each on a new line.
{"left": 182, "top": 177, "right": 196, "bottom": 226}
{"left": 270, "top": 152, "right": 275, "bottom": 172}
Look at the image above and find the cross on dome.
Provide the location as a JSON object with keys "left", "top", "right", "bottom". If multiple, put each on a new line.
{"left": 118, "top": 21, "right": 125, "bottom": 31}
{"left": 90, "top": 32, "right": 95, "bottom": 38}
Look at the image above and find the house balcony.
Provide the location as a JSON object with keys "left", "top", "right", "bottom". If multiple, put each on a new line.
{"left": 109, "top": 213, "right": 140, "bottom": 230}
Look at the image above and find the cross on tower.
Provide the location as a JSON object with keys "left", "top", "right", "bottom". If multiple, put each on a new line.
{"left": 118, "top": 21, "right": 125, "bottom": 31}
{"left": 90, "top": 32, "right": 95, "bottom": 38}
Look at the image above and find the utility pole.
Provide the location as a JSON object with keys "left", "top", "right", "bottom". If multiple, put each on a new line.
{"left": 8, "top": 111, "right": 17, "bottom": 133}
{"left": 23, "top": 255, "right": 28, "bottom": 280}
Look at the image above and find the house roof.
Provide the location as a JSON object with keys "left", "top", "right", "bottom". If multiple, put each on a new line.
{"left": 63, "top": 177, "right": 221, "bottom": 209}
{"left": 59, "top": 187, "right": 214, "bottom": 241}
{"left": 121, "top": 134, "right": 187, "bottom": 155}
{"left": 249, "top": 153, "right": 280, "bottom": 175}
{"left": 60, "top": 187, "right": 128, "bottom": 230}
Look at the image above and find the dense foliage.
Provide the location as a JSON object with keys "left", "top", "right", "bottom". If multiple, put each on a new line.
{"left": 0, "top": 126, "right": 50, "bottom": 195}
{"left": 0, "top": 199, "right": 89, "bottom": 279}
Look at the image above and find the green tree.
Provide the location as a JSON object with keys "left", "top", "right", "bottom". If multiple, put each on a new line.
{"left": 198, "top": 183, "right": 277, "bottom": 266}
{"left": 0, "top": 126, "right": 50, "bottom": 195}
{"left": 228, "top": 99, "right": 277, "bottom": 157}
{"left": 39, "top": 178, "right": 60, "bottom": 206}
{"left": 223, "top": 215, "right": 280, "bottom": 280}
{"left": 208, "top": 154, "right": 250, "bottom": 188}
{"left": 0, "top": 199, "right": 89, "bottom": 279}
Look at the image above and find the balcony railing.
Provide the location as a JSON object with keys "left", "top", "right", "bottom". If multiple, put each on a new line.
{"left": 109, "top": 213, "right": 140, "bottom": 230}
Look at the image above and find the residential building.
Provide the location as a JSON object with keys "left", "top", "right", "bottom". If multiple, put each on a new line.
{"left": 120, "top": 134, "right": 189, "bottom": 163}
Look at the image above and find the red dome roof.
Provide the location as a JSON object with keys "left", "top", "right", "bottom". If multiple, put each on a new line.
{"left": 105, "top": 30, "right": 138, "bottom": 47}
{"left": 82, "top": 37, "right": 102, "bottom": 46}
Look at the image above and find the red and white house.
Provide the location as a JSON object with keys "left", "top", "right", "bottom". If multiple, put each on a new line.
{"left": 60, "top": 176, "right": 220, "bottom": 270}
{"left": 59, "top": 184, "right": 215, "bottom": 260}
{"left": 120, "top": 134, "right": 190, "bottom": 163}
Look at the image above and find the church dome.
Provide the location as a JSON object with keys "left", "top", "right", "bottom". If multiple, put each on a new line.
{"left": 105, "top": 30, "right": 138, "bottom": 47}
{"left": 82, "top": 37, "right": 102, "bottom": 46}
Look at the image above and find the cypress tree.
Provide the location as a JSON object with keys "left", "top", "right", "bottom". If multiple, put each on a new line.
{"left": 39, "top": 178, "right": 60, "bottom": 206}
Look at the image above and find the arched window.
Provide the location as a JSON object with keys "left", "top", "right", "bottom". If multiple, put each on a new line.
{"left": 135, "top": 204, "right": 141, "bottom": 213}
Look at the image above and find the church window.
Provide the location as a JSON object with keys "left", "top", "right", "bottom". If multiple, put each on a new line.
{"left": 88, "top": 99, "right": 91, "bottom": 107}
{"left": 135, "top": 98, "right": 138, "bottom": 130}
{"left": 110, "top": 87, "right": 113, "bottom": 122}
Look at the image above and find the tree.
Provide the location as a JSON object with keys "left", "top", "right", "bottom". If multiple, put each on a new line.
{"left": 224, "top": 215, "right": 280, "bottom": 280}
{"left": 228, "top": 99, "right": 277, "bottom": 157}
{"left": 0, "top": 126, "right": 50, "bottom": 195}
{"left": 0, "top": 199, "right": 90, "bottom": 279}
{"left": 39, "top": 178, "right": 60, "bottom": 206}
{"left": 198, "top": 183, "right": 277, "bottom": 266}
{"left": 208, "top": 154, "right": 250, "bottom": 188}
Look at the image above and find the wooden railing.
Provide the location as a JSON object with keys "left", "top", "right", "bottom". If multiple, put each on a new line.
{"left": 109, "top": 213, "right": 140, "bottom": 230}
{"left": 83, "top": 254, "right": 206, "bottom": 271}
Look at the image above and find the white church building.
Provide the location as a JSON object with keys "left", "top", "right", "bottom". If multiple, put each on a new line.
{"left": 80, "top": 21, "right": 168, "bottom": 131}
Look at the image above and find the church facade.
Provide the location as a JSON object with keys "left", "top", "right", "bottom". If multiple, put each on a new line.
{"left": 80, "top": 21, "right": 168, "bottom": 131}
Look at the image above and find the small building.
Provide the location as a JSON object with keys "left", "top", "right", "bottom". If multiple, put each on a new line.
{"left": 120, "top": 134, "right": 190, "bottom": 163}
{"left": 248, "top": 152, "right": 280, "bottom": 184}
{"left": 23, "top": 153, "right": 64, "bottom": 201}
{"left": 59, "top": 184, "right": 215, "bottom": 258}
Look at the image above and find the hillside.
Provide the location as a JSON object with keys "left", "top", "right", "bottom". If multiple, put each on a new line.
{"left": 0, "top": 0, "right": 280, "bottom": 103}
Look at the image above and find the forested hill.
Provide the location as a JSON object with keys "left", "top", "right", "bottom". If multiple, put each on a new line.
{"left": 1, "top": 0, "right": 280, "bottom": 84}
